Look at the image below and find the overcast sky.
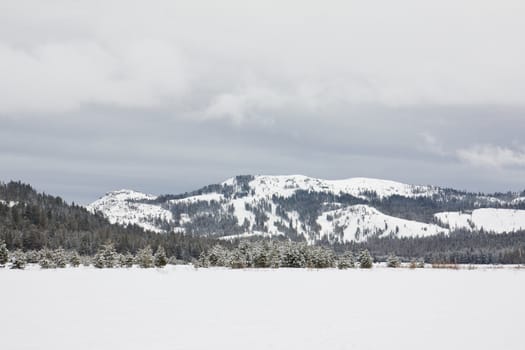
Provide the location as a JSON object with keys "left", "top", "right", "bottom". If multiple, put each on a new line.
{"left": 1, "top": 0, "right": 525, "bottom": 204}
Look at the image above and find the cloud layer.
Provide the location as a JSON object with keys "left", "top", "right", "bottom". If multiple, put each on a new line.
{"left": 1, "top": 0, "right": 525, "bottom": 202}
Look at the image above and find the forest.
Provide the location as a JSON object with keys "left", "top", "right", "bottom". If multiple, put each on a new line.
{"left": 2, "top": 180, "right": 525, "bottom": 265}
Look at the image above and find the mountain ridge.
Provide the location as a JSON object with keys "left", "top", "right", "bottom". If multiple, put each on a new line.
{"left": 87, "top": 175, "right": 525, "bottom": 242}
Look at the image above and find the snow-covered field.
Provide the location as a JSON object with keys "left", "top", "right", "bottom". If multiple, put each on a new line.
{"left": 1, "top": 266, "right": 524, "bottom": 350}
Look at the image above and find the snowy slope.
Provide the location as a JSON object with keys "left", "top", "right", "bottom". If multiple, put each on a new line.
{"left": 87, "top": 189, "right": 172, "bottom": 233}
{"left": 224, "top": 175, "right": 438, "bottom": 199}
{"left": 434, "top": 209, "right": 525, "bottom": 233}
{"left": 318, "top": 205, "right": 449, "bottom": 242}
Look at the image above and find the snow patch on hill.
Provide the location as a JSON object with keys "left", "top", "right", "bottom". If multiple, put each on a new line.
{"left": 0, "top": 200, "right": 18, "bottom": 208}
{"left": 434, "top": 209, "right": 525, "bottom": 233}
{"left": 224, "top": 175, "right": 438, "bottom": 199}
{"left": 318, "top": 205, "right": 449, "bottom": 242}
{"left": 170, "top": 193, "right": 224, "bottom": 204}
{"left": 511, "top": 197, "right": 525, "bottom": 204}
{"left": 87, "top": 189, "right": 172, "bottom": 233}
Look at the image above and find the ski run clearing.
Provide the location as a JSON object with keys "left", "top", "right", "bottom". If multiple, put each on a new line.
{"left": 1, "top": 265, "right": 524, "bottom": 350}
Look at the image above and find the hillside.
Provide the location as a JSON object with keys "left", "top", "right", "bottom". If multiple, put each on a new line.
{"left": 0, "top": 181, "right": 218, "bottom": 259}
{"left": 88, "top": 175, "right": 525, "bottom": 243}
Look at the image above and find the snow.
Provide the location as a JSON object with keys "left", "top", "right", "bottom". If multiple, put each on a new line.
{"left": 511, "top": 196, "right": 525, "bottom": 204}
{"left": 87, "top": 189, "right": 172, "bottom": 233}
{"left": 170, "top": 193, "right": 224, "bottom": 204}
{"left": 318, "top": 204, "right": 449, "bottom": 242}
{"left": 225, "top": 175, "right": 437, "bottom": 199}
{"left": 434, "top": 208, "right": 525, "bottom": 233}
{"left": 1, "top": 266, "right": 524, "bottom": 350}
{"left": 0, "top": 199, "right": 17, "bottom": 208}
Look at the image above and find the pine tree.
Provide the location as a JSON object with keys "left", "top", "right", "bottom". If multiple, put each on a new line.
{"left": 136, "top": 246, "right": 154, "bottom": 268}
{"left": 25, "top": 250, "right": 41, "bottom": 264}
{"left": 196, "top": 252, "right": 210, "bottom": 268}
{"left": 252, "top": 244, "right": 269, "bottom": 268}
{"left": 39, "top": 249, "right": 56, "bottom": 269}
{"left": 281, "top": 243, "right": 306, "bottom": 268}
{"left": 229, "top": 248, "right": 248, "bottom": 269}
{"left": 93, "top": 251, "right": 105, "bottom": 268}
{"left": 120, "top": 252, "right": 134, "bottom": 268}
{"left": 358, "top": 249, "right": 373, "bottom": 269}
{"left": 154, "top": 246, "right": 168, "bottom": 268}
{"left": 208, "top": 244, "right": 229, "bottom": 267}
{"left": 53, "top": 247, "right": 68, "bottom": 268}
{"left": 10, "top": 250, "right": 27, "bottom": 269}
{"left": 268, "top": 245, "right": 281, "bottom": 268}
{"left": 337, "top": 251, "right": 355, "bottom": 269}
{"left": 307, "top": 246, "right": 335, "bottom": 268}
{"left": 0, "top": 239, "right": 8, "bottom": 266}
{"left": 69, "top": 251, "right": 81, "bottom": 267}
{"left": 387, "top": 254, "right": 401, "bottom": 268}
{"left": 101, "top": 242, "right": 118, "bottom": 268}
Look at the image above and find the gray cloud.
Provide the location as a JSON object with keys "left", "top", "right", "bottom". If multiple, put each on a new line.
{"left": 1, "top": 0, "right": 525, "bottom": 203}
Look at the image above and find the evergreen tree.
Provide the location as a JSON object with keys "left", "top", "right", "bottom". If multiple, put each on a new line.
{"left": 120, "top": 252, "right": 134, "bottom": 268}
{"left": 358, "top": 249, "right": 373, "bottom": 269}
{"left": 252, "top": 243, "right": 270, "bottom": 268}
{"left": 25, "top": 250, "right": 41, "bottom": 264}
{"left": 53, "top": 247, "right": 68, "bottom": 268}
{"left": 306, "top": 246, "right": 335, "bottom": 268}
{"left": 337, "top": 251, "right": 355, "bottom": 269}
{"left": 93, "top": 251, "right": 105, "bottom": 268}
{"left": 268, "top": 245, "right": 281, "bottom": 268}
{"left": 196, "top": 252, "right": 210, "bottom": 268}
{"left": 229, "top": 248, "right": 248, "bottom": 269}
{"left": 208, "top": 244, "right": 230, "bottom": 267}
{"left": 101, "top": 241, "right": 118, "bottom": 268}
{"left": 69, "top": 251, "right": 81, "bottom": 267}
{"left": 154, "top": 246, "right": 168, "bottom": 268}
{"left": 0, "top": 239, "right": 8, "bottom": 266}
{"left": 10, "top": 250, "right": 27, "bottom": 269}
{"left": 39, "top": 249, "right": 56, "bottom": 269}
{"left": 281, "top": 243, "right": 306, "bottom": 268}
{"left": 136, "top": 246, "right": 154, "bottom": 268}
{"left": 387, "top": 254, "right": 401, "bottom": 268}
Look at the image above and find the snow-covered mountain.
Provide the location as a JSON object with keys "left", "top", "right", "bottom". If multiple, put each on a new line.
{"left": 87, "top": 175, "right": 525, "bottom": 243}
{"left": 87, "top": 189, "right": 172, "bottom": 233}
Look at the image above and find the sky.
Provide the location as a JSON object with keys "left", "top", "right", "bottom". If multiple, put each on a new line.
{"left": 1, "top": 0, "right": 525, "bottom": 204}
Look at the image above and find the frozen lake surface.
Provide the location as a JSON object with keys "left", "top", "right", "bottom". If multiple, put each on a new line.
{"left": 1, "top": 266, "right": 524, "bottom": 350}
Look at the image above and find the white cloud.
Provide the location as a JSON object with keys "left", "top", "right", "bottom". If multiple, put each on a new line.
{"left": 1, "top": 0, "right": 525, "bottom": 121}
{"left": 0, "top": 39, "right": 188, "bottom": 114}
{"left": 457, "top": 145, "right": 525, "bottom": 168}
